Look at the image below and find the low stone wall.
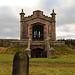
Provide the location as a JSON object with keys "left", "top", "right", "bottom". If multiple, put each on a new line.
{"left": 50, "top": 41, "right": 65, "bottom": 46}
{"left": 11, "top": 40, "right": 65, "bottom": 47}
{"left": 0, "top": 39, "right": 18, "bottom": 47}
{"left": 11, "top": 40, "right": 28, "bottom": 47}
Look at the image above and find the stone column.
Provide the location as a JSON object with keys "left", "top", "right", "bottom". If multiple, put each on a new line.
{"left": 45, "top": 39, "right": 55, "bottom": 58}
{"left": 52, "top": 22, "right": 56, "bottom": 41}
{"left": 51, "top": 9, "right": 56, "bottom": 41}
{"left": 20, "top": 22, "right": 24, "bottom": 40}
{"left": 20, "top": 9, "right": 25, "bottom": 40}
{"left": 25, "top": 39, "right": 31, "bottom": 58}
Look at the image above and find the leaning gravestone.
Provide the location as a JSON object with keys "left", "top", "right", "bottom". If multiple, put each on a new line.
{"left": 12, "top": 51, "right": 29, "bottom": 75}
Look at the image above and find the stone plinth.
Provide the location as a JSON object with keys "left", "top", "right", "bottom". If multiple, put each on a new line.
{"left": 49, "top": 47, "right": 55, "bottom": 58}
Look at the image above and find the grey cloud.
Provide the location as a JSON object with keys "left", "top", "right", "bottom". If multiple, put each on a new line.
{"left": 0, "top": 6, "right": 20, "bottom": 39}
{"left": 0, "top": 0, "right": 75, "bottom": 39}
{"left": 39, "top": 0, "right": 75, "bottom": 39}
{"left": 57, "top": 34, "right": 75, "bottom": 39}
{"left": 56, "top": 8, "right": 75, "bottom": 26}
{"left": 39, "top": 0, "right": 75, "bottom": 26}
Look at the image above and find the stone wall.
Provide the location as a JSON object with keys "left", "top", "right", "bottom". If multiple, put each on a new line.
{"left": 11, "top": 40, "right": 28, "bottom": 47}
{"left": 0, "top": 39, "right": 18, "bottom": 47}
{"left": 11, "top": 40, "right": 65, "bottom": 47}
{"left": 50, "top": 41, "right": 65, "bottom": 46}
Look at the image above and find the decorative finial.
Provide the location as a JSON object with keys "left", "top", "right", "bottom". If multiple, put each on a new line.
{"left": 52, "top": 9, "right": 54, "bottom": 13}
{"left": 22, "top": 9, "right": 23, "bottom": 13}
{"left": 51, "top": 9, "right": 56, "bottom": 16}
{"left": 20, "top": 8, "right": 25, "bottom": 15}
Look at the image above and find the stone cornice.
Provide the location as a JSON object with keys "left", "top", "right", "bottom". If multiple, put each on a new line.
{"left": 20, "top": 17, "right": 51, "bottom": 23}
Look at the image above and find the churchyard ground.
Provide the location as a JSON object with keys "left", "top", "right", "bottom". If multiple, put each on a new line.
{"left": 0, "top": 47, "right": 75, "bottom": 75}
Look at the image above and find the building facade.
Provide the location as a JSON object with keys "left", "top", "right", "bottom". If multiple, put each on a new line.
{"left": 11, "top": 9, "right": 65, "bottom": 58}
{"left": 20, "top": 9, "right": 56, "bottom": 41}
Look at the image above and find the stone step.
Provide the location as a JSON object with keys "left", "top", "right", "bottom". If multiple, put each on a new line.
{"left": 32, "top": 41, "right": 45, "bottom": 43}
{"left": 31, "top": 41, "right": 45, "bottom": 45}
{"left": 31, "top": 43, "right": 45, "bottom": 45}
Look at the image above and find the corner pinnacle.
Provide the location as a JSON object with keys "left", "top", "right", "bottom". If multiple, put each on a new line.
{"left": 52, "top": 9, "right": 54, "bottom": 13}
{"left": 22, "top": 9, "right": 24, "bottom": 13}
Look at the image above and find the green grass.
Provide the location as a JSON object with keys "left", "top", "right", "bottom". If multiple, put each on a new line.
{"left": 30, "top": 54, "right": 75, "bottom": 64}
{"left": 0, "top": 66, "right": 12, "bottom": 75}
{"left": 29, "top": 67, "right": 75, "bottom": 75}
{"left": 0, "top": 46, "right": 75, "bottom": 64}
{"left": 0, "top": 54, "right": 14, "bottom": 63}
{"left": 52, "top": 46, "right": 75, "bottom": 55}
{"left": 0, "top": 46, "right": 75, "bottom": 75}
{"left": 0, "top": 54, "right": 75, "bottom": 64}
{"left": 0, "top": 46, "right": 27, "bottom": 54}
{"left": 0, "top": 54, "right": 75, "bottom": 75}
{"left": 0, "top": 46, "right": 74, "bottom": 55}
{"left": 0, "top": 66, "right": 75, "bottom": 75}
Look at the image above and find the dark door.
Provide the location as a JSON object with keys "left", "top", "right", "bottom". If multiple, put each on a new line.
{"left": 32, "top": 25, "right": 44, "bottom": 40}
{"left": 31, "top": 48, "right": 44, "bottom": 58}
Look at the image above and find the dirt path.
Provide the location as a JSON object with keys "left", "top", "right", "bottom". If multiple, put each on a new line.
{"left": 29, "top": 63, "right": 75, "bottom": 68}
{"left": 0, "top": 62, "right": 75, "bottom": 68}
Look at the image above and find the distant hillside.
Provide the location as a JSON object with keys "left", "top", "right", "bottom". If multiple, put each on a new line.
{"left": 0, "top": 47, "right": 27, "bottom": 54}
{"left": 0, "top": 39, "right": 18, "bottom": 47}
{"left": 58, "top": 39, "right": 75, "bottom": 49}
{"left": 52, "top": 46, "right": 75, "bottom": 56}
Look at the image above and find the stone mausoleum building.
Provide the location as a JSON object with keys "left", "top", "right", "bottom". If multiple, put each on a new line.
{"left": 11, "top": 9, "right": 65, "bottom": 58}
{"left": 20, "top": 9, "right": 56, "bottom": 41}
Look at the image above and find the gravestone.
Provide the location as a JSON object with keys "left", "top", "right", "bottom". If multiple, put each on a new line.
{"left": 49, "top": 47, "right": 55, "bottom": 58}
{"left": 12, "top": 51, "right": 29, "bottom": 75}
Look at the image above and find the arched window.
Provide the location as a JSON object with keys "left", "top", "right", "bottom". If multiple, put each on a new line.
{"left": 32, "top": 25, "right": 44, "bottom": 40}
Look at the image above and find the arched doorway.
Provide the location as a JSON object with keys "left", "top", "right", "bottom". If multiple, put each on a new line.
{"left": 32, "top": 25, "right": 44, "bottom": 40}
{"left": 31, "top": 48, "right": 44, "bottom": 58}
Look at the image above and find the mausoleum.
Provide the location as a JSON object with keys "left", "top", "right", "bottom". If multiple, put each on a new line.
{"left": 11, "top": 9, "right": 65, "bottom": 58}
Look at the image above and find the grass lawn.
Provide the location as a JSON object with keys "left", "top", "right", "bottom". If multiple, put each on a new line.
{"left": 30, "top": 54, "right": 75, "bottom": 64}
{"left": 0, "top": 54, "right": 75, "bottom": 75}
{"left": 0, "top": 66, "right": 75, "bottom": 75}
{"left": 0, "top": 46, "right": 75, "bottom": 75}
{"left": 29, "top": 67, "right": 75, "bottom": 75}
{"left": 0, "top": 54, "right": 75, "bottom": 64}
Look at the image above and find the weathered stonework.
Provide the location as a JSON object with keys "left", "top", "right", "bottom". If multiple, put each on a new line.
{"left": 20, "top": 9, "right": 56, "bottom": 41}
{"left": 11, "top": 9, "right": 65, "bottom": 58}
{"left": 50, "top": 41, "right": 65, "bottom": 46}
{"left": 11, "top": 40, "right": 28, "bottom": 47}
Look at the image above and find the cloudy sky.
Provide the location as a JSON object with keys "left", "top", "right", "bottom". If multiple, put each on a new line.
{"left": 0, "top": 0, "right": 75, "bottom": 40}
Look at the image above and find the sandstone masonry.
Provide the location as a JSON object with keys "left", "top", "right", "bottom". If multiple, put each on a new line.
{"left": 11, "top": 9, "right": 65, "bottom": 58}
